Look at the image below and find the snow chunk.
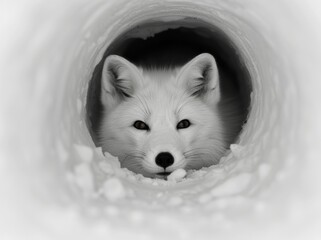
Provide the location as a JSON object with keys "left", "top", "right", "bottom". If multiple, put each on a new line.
{"left": 73, "top": 163, "right": 94, "bottom": 193}
{"left": 168, "top": 196, "right": 183, "bottom": 206}
{"left": 98, "top": 161, "right": 114, "bottom": 175}
{"left": 186, "top": 169, "right": 207, "bottom": 179}
{"left": 258, "top": 163, "right": 271, "bottom": 179}
{"left": 167, "top": 169, "right": 187, "bottom": 182}
{"left": 230, "top": 144, "right": 244, "bottom": 158}
{"left": 101, "top": 178, "right": 126, "bottom": 202}
{"left": 74, "top": 144, "right": 93, "bottom": 163}
{"left": 104, "top": 151, "right": 121, "bottom": 168}
{"left": 95, "top": 147, "right": 106, "bottom": 159}
{"left": 210, "top": 173, "right": 252, "bottom": 197}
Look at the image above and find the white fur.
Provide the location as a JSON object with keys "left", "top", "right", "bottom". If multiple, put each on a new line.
{"left": 99, "top": 53, "right": 228, "bottom": 178}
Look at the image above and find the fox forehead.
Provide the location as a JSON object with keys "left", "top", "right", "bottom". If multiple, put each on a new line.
{"left": 140, "top": 67, "right": 180, "bottom": 84}
{"left": 131, "top": 85, "right": 188, "bottom": 123}
{"left": 118, "top": 74, "right": 187, "bottom": 124}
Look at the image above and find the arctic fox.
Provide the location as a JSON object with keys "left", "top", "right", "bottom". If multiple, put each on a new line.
{"left": 99, "top": 53, "right": 243, "bottom": 178}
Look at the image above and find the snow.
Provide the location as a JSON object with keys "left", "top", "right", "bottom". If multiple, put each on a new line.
{"left": 258, "top": 163, "right": 270, "bottom": 179}
{"left": 128, "top": 210, "right": 144, "bottom": 224}
{"left": 74, "top": 144, "right": 93, "bottom": 163}
{"left": 198, "top": 193, "right": 212, "bottom": 204}
{"left": 77, "top": 98, "right": 82, "bottom": 114}
{"left": 73, "top": 163, "right": 95, "bottom": 194}
{"left": 100, "top": 177, "right": 126, "bottom": 201}
{"left": 104, "top": 205, "right": 120, "bottom": 216}
{"left": 210, "top": 173, "right": 252, "bottom": 197}
{"left": 103, "top": 151, "right": 121, "bottom": 168}
{"left": 230, "top": 144, "right": 244, "bottom": 159}
{"left": 167, "top": 169, "right": 187, "bottom": 182}
{"left": 56, "top": 140, "right": 68, "bottom": 163}
{"left": 2, "top": 0, "right": 321, "bottom": 240}
{"left": 98, "top": 161, "right": 115, "bottom": 175}
{"left": 168, "top": 196, "right": 183, "bottom": 206}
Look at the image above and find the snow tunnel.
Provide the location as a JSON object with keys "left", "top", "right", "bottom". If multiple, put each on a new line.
{"left": 1, "top": 0, "right": 321, "bottom": 239}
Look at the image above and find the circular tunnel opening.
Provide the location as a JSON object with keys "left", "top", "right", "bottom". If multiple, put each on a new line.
{"left": 4, "top": 0, "right": 316, "bottom": 238}
{"left": 85, "top": 18, "right": 252, "bottom": 181}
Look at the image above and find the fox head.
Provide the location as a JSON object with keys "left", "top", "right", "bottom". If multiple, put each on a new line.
{"left": 99, "top": 53, "right": 227, "bottom": 178}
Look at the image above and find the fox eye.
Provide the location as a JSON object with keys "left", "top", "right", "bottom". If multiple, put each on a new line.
{"left": 133, "top": 120, "right": 150, "bottom": 130}
{"left": 177, "top": 119, "right": 191, "bottom": 129}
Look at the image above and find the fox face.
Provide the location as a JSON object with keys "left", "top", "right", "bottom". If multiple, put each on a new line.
{"left": 99, "top": 53, "right": 227, "bottom": 178}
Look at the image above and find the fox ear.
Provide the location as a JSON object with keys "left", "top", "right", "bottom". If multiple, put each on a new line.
{"left": 177, "top": 53, "right": 220, "bottom": 102}
{"left": 101, "top": 55, "right": 142, "bottom": 109}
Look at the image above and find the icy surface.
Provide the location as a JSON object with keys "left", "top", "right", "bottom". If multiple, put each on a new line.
{"left": 74, "top": 144, "right": 93, "bottom": 163}
{"left": 1, "top": 0, "right": 321, "bottom": 240}
{"left": 100, "top": 177, "right": 126, "bottom": 201}
{"left": 72, "top": 163, "right": 95, "bottom": 195}
{"left": 210, "top": 173, "right": 252, "bottom": 197}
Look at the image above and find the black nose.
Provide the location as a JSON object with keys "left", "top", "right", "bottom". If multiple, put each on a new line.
{"left": 155, "top": 152, "right": 174, "bottom": 169}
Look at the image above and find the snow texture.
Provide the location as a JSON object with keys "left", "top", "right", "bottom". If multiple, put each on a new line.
{"left": 167, "top": 169, "right": 187, "bottom": 182}
{"left": 1, "top": 0, "right": 321, "bottom": 240}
